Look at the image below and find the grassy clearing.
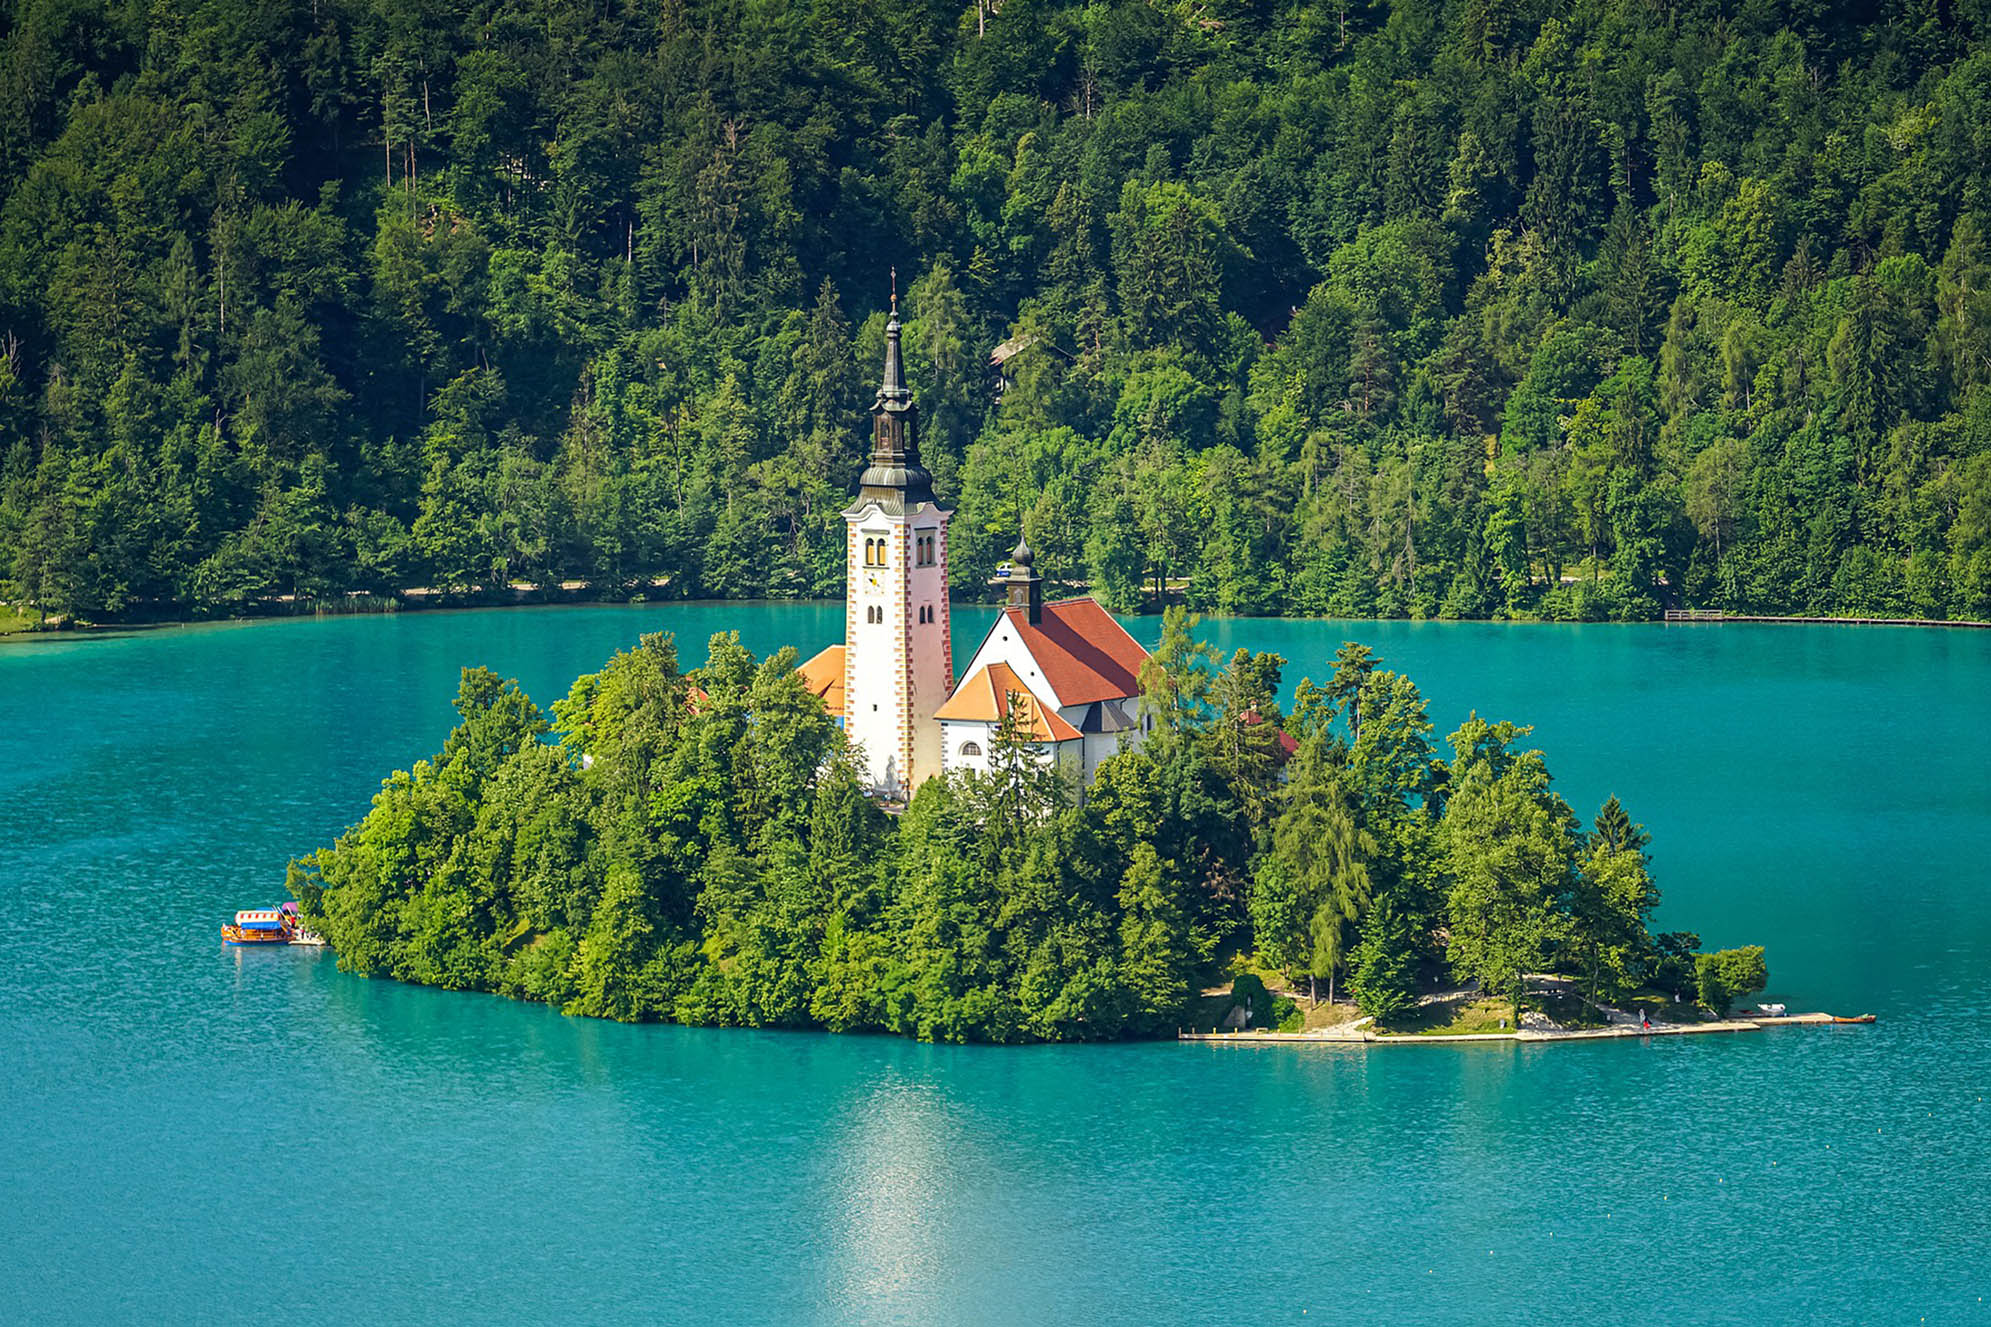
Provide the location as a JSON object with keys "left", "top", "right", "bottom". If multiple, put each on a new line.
{"left": 0, "top": 605, "right": 40, "bottom": 637}
{"left": 1222, "top": 952, "right": 1300, "bottom": 996}
{"left": 1378, "top": 996, "right": 1515, "bottom": 1037}
{"left": 1298, "top": 998, "right": 1366, "bottom": 1032}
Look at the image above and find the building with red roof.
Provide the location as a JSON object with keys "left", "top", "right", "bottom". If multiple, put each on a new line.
{"left": 935, "top": 540, "right": 1150, "bottom": 787}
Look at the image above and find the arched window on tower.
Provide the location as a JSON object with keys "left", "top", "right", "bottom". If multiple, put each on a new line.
{"left": 959, "top": 741, "right": 982, "bottom": 758}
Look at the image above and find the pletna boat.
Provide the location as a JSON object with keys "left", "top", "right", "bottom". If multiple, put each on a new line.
{"left": 222, "top": 909, "right": 292, "bottom": 945}
{"left": 1829, "top": 1014, "right": 1877, "bottom": 1024}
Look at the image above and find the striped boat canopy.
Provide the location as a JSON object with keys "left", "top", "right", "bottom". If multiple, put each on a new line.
{"left": 235, "top": 910, "right": 285, "bottom": 929}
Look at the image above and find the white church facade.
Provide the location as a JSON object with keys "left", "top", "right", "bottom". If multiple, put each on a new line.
{"left": 799, "top": 299, "right": 1151, "bottom": 801}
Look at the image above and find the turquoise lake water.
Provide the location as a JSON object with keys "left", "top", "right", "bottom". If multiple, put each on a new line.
{"left": 2, "top": 603, "right": 1987, "bottom": 1324}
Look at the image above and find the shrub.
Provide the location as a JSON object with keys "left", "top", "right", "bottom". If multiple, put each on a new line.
{"left": 1229, "top": 973, "right": 1274, "bottom": 1028}
{"left": 1695, "top": 945, "right": 1768, "bottom": 1014}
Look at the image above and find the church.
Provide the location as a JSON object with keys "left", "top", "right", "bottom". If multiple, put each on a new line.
{"left": 798, "top": 298, "right": 1152, "bottom": 802}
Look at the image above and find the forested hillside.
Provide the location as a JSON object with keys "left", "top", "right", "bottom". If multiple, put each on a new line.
{"left": 4, "top": 0, "right": 1990, "bottom": 622}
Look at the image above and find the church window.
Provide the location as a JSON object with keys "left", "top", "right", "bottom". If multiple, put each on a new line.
{"left": 915, "top": 533, "right": 935, "bottom": 566}
{"left": 959, "top": 741, "right": 982, "bottom": 757}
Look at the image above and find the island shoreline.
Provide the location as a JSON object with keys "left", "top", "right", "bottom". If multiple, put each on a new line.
{"left": 1181, "top": 1012, "right": 1870, "bottom": 1047}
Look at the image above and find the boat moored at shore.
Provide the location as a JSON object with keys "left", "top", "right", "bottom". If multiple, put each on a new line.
{"left": 221, "top": 909, "right": 291, "bottom": 945}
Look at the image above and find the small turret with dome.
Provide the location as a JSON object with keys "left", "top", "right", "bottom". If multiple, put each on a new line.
{"left": 991, "top": 532, "right": 1043, "bottom": 624}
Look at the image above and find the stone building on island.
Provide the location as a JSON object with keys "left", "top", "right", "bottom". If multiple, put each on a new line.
{"left": 798, "top": 299, "right": 1151, "bottom": 801}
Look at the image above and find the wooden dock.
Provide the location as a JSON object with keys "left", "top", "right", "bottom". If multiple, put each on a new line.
{"left": 1179, "top": 1012, "right": 1872, "bottom": 1047}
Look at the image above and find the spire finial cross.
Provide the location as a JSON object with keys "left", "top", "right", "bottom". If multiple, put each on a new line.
{"left": 890, "top": 266, "right": 898, "bottom": 315}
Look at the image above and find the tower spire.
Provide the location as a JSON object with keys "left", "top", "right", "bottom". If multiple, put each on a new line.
{"left": 877, "top": 293, "right": 909, "bottom": 410}
{"left": 852, "top": 273, "right": 933, "bottom": 506}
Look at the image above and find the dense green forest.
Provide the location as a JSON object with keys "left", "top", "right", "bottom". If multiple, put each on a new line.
{"left": 292, "top": 616, "right": 1765, "bottom": 1039}
{"left": 4, "top": 0, "right": 1991, "bottom": 622}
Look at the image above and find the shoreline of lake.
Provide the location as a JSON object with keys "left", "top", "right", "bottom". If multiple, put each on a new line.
{"left": 8, "top": 591, "right": 1991, "bottom": 645}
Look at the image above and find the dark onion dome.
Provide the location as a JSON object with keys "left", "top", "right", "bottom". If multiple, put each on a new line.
{"left": 992, "top": 530, "right": 1042, "bottom": 622}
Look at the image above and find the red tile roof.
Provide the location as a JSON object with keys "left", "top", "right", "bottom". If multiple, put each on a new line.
{"left": 934, "top": 662, "right": 1083, "bottom": 742}
{"left": 798, "top": 645, "right": 845, "bottom": 717}
{"left": 1243, "top": 707, "right": 1300, "bottom": 756}
{"left": 999, "top": 598, "right": 1149, "bottom": 707}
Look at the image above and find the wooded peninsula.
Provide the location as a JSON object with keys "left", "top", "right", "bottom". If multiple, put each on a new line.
{"left": 291, "top": 614, "right": 1766, "bottom": 1040}
{"left": 5, "top": 1, "right": 1991, "bottom": 626}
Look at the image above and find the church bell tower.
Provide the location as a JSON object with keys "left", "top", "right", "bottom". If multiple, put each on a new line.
{"left": 841, "top": 288, "right": 953, "bottom": 800}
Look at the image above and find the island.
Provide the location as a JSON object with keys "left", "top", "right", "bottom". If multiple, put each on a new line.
{"left": 292, "top": 327, "right": 1780, "bottom": 1044}
{"left": 289, "top": 615, "right": 1786, "bottom": 1043}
